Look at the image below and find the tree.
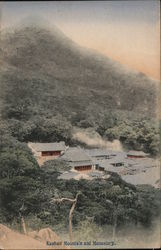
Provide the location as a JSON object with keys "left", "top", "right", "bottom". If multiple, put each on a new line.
{"left": 51, "top": 192, "right": 81, "bottom": 242}
{"left": 41, "top": 159, "right": 71, "bottom": 173}
{"left": 19, "top": 202, "right": 27, "bottom": 234}
{"left": 0, "top": 121, "right": 11, "bottom": 150}
{"left": 0, "top": 144, "right": 41, "bottom": 223}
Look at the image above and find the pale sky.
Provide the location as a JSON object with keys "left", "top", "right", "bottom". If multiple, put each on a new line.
{"left": 1, "top": 1, "right": 160, "bottom": 80}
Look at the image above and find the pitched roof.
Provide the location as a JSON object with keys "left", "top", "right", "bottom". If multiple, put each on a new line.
{"left": 61, "top": 147, "right": 91, "bottom": 162}
{"left": 102, "top": 164, "right": 124, "bottom": 173}
{"left": 85, "top": 149, "right": 117, "bottom": 157}
{"left": 70, "top": 161, "right": 92, "bottom": 167}
{"left": 28, "top": 142, "right": 66, "bottom": 152}
{"left": 108, "top": 157, "right": 126, "bottom": 164}
{"left": 127, "top": 150, "right": 148, "bottom": 156}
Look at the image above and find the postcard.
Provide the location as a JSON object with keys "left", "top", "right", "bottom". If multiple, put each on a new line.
{"left": 0, "top": 1, "right": 160, "bottom": 249}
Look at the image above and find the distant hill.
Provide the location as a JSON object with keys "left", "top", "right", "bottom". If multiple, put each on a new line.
{"left": 0, "top": 24, "right": 158, "bottom": 122}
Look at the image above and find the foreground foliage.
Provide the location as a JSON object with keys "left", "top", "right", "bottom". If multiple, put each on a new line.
{"left": 0, "top": 132, "right": 160, "bottom": 233}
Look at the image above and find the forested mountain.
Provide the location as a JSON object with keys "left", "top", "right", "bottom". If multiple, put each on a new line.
{"left": 0, "top": 24, "right": 160, "bottom": 239}
{"left": 0, "top": 25, "right": 158, "bottom": 119}
{"left": 0, "top": 24, "right": 159, "bottom": 154}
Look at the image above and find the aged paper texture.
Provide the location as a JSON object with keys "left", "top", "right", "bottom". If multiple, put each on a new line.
{"left": 0, "top": 1, "right": 160, "bottom": 249}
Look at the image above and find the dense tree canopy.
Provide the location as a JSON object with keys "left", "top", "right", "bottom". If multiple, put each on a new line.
{"left": 0, "top": 132, "right": 160, "bottom": 235}
{"left": 0, "top": 24, "right": 160, "bottom": 237}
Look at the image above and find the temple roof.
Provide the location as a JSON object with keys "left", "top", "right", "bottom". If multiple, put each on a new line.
{"left": 127, "top": 150, "right": 148, "bottom": 156}
{"left": 61, "top": 147, "right": 91, "bottom": 162}
{"left": 28, "top": 142, "right": 66, "bottom": 152}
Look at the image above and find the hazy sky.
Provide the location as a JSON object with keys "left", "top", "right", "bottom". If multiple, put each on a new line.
{"left": 1, "top": 1, "right": 160, "bottom": 79}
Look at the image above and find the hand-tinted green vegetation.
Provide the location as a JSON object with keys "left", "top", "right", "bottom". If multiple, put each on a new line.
{"left": 1, "top": 111, "right": 160, "bottom": 155}
{"left": 0, "top": 24, "right": 160, "bottom": 236}
{"left": 0, "top": 25, "right": 159, "bottom": 155}
{"left": 0, "top": 128, "right": 160, "bottom": 234}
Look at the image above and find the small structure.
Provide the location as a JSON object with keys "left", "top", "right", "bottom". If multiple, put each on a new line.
{"left": 85, "top": 149, "right": 116, "bottom": 160}
{"left": 61, "top": 147, "right": 95, "bottom": 171}
{"left": 100, "top": 161, "right": 125, "bottom": 174}
{"left": 28, "top": 142, "right": 66, "bottom": 165}
{"left": 127, "top": 150, "right": 149, "bottom": 159}
{"left": 109, "top": 159, "right": 125, "bottom": 167}
{"left": 95, "top": 164, "right": 105, "bottom": 171}
{"left": 106, "top": 153, "right": 127, "bottom": 167}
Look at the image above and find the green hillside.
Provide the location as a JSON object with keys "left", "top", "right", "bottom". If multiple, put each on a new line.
{"left": 0, "top": 24, "right": 159, "bottom": 154}
{"left": 0, "top": 25, "right": 158, "bottom": 116}
{"left": 0, "top": 24, "right": 160, "bottom": 237}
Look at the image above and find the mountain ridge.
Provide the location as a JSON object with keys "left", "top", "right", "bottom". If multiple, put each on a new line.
{"left": 0, "top": 24, "right": 158, "bottom": 120}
